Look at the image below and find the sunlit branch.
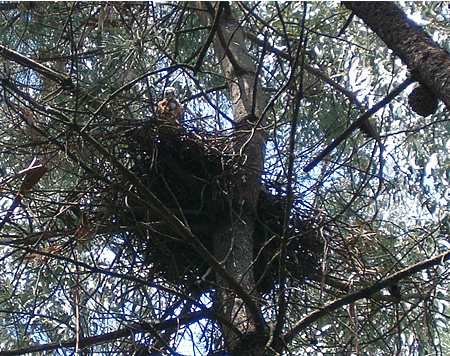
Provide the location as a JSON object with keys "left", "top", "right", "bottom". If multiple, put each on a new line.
{"left": 283, "top": 248, "right": 450, "bottom": 344}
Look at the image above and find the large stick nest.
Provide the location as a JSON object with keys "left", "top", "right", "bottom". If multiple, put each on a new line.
{"left": 105, "top": 118, "right": 323, "bottom": 293}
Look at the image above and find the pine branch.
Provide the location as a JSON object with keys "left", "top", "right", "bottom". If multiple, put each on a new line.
{"left": 303, "top": 76, "right": 414, "bottom": 173}
{"left": 283, "top": 248, "right": 450, "bottom": 344}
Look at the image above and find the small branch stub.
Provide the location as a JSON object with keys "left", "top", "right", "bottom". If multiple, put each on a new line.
{"left": 408, "top": 85, "right": 439, "bottom": 116}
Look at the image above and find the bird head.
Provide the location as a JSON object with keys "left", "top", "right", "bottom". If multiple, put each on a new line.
{"left": 164, "top": 87, "right": 176, "bottom": 99}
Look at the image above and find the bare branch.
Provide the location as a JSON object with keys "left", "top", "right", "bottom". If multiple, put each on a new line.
{"left": 0, "top": 45, "right": 73, "bottom": 88}
{"left": 284, "top": 248, "right": 450, "bottom": 344}
{"left": 303, "top": 76, "right": 414, "bottom": 173}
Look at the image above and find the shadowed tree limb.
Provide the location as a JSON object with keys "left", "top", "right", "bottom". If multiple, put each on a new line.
{"left": 0, "top": 44, "right": 73, "bottom": 88}
{"left": 193, "top": 2, "right": 225, "bottom": 74}
{"left": 345, "top": 1, "right": 450, "bottom": 109}
{"left": 303, "top": 76, "right": 414, "bottom": 173}
{"left": 195, "top": 2, "right": 269, "bottom": 354}
{"left": 283, "top": 248, "right": 450, "bottom": 344}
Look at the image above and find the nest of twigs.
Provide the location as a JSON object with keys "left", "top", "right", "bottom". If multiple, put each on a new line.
{"left": 109, "top": 118, "right": 323, "bottom": 293}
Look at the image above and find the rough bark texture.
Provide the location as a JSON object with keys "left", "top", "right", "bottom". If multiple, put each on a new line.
{"left": 346, "top": 1, "right": 450, "bottom": 110}
{"left": 195, "top": 2, "right": 269, "bottom": 355}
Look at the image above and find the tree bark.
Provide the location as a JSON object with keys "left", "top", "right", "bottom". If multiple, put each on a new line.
{"left": 195, "top": 2, "right": 269, "bottom": 355}
{"left": 345, "top": 1, "right": 450, "bottom": 109}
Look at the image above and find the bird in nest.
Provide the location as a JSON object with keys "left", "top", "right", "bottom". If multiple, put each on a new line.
{"left": 157, "top": 87, "right": 184, "bottom": 125}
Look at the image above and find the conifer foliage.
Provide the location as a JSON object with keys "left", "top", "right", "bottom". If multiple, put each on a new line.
{"left": 0, "top": 2, "right": 449, "bottom": 355}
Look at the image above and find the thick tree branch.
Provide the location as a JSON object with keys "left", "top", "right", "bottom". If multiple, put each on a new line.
{"left": 195, "top": 2, "right": 269, "bottom": 353}
{"left": 283, "top": 248, "right": 450, "bottom": 344}
{"left": 345, "top": 2, "right": 450, "bottom": 109}
{"left": 193, "top": 2, "right": 225, "bottom": 74}
{"left": 0, "top": 45, "right": 73, "bottom": 88}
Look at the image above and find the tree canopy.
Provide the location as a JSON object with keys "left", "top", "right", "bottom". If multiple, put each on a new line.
{"left": 0, "top": 2, "right": 449, "bottom": 355}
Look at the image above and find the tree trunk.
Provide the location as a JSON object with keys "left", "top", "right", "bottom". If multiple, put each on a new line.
{"left": 345, "top": 1, "right": 450, "bottom": 109}
{"left": 195, "top": 2, "right": 268, "bottom": 354}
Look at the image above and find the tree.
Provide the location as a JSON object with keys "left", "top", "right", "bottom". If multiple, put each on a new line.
{"left": 0, "top": 2, "right": 448, "bottom": 355}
